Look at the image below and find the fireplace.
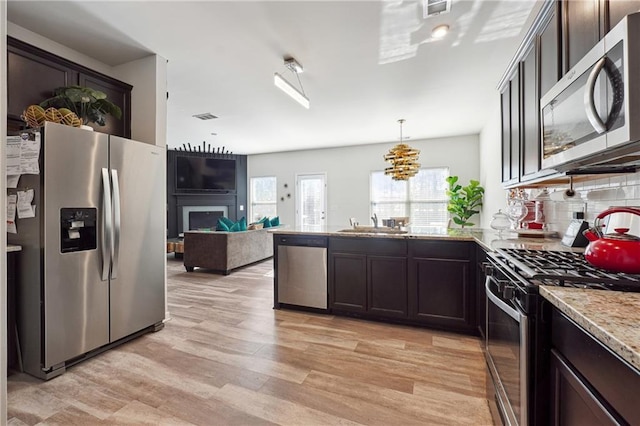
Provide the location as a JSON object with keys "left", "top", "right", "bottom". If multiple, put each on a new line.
{"left": 182, "top": 206, "right": 228, "bottom": 232}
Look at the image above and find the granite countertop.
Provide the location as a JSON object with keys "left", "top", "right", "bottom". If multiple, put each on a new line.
{"left": 7, "top": 245, "right": 22, "bottom": 253}
{"left": 540, "top": 286, "right": 640, "bottom": 372}
{"left": 270, "top": 226, "right": 575, "bottom": 252}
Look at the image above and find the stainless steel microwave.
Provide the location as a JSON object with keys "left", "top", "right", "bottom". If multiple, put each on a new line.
{"left": 540, "top": 12, "right": 640, "bottom": 172}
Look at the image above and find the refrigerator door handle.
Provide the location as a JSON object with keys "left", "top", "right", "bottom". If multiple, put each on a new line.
{"left": 111, "top": 169, "right": 121, "bottom": 279}
{"left": 101, "top": 168, "right": 112, "bottom": 281}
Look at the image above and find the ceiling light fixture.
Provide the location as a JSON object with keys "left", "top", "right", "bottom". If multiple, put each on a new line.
{"left": 274, "top": 56, "right": 310, "bottom": 109}
{"left": 431, "top": 24, "right": 450, "bottom": 39}
{"left": 384, "top": 119, "right": 421, "bottom": 181}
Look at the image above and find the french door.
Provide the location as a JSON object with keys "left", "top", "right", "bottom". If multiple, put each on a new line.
{"left": 295, "top": 173, "right": 326, "bottom": 230}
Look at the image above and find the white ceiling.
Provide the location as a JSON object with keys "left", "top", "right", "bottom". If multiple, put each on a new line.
{"left": 7, "top": 0, "right": 540, "bottom": 155}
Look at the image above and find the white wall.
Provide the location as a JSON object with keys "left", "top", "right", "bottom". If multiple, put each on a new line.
{"left": 1, "top": 2, "right": 8, "bottom": 422}
{"left": 248, "top": 134, "right": 480, "bottom": 228}
{"left": 479, "top": 94, "right": 505, "bottom": 228}
{"left": 113, "top": 55, "right": 167, "bottom": 147}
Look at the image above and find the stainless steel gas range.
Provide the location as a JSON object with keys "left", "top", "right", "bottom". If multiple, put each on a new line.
{"left": 484, "top": 248, "right": 640, "bottom": 426}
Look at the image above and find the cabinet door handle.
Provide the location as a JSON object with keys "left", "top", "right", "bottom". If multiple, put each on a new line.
{"left": 584, "top": 57, "right": 607, "bottom": 134}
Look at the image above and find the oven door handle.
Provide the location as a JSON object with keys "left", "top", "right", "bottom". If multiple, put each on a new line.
{"left": 486, "top": 276, "right": 522, "bottom": 322}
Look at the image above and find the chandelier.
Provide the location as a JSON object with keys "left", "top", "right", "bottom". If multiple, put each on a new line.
{"left": 384, "top": 119, "right": 420, "bottom": 181}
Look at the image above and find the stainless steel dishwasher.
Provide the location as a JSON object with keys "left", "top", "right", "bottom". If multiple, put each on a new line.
{"left": 276, "top": 235, "right": 328, "bottom": 309}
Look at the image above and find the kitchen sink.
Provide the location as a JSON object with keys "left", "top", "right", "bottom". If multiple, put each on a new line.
{"left": 337, "top": 227, "right": 408, "bottom": 234}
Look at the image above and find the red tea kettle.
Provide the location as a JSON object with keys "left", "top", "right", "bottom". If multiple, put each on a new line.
{"left": 583, "top": 207, "right": 640, "bottom": 274}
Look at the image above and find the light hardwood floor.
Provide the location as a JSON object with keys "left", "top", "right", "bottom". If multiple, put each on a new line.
{"left": 8, "top": 257, "right": 493, "bottom": 425}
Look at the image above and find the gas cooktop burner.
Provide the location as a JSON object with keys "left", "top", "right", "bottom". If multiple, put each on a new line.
{"left": 496, "top": 248, "right": 640, "bottom": 292}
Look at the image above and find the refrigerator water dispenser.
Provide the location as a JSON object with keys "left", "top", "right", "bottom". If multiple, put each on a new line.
{"left": 60, "top": 208, "right": 97, "bottom": 253}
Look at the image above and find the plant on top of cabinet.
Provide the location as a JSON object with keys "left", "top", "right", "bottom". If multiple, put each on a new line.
{"left": 446, "top": 176, "right": 484, "bottom": 228}
{"left": 39, "top": 85, "right": 122, "bottom": 127}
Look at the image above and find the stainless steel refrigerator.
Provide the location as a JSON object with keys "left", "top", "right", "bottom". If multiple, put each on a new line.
{"left": 8, "top": 122, "right": 165, "bottom": 379}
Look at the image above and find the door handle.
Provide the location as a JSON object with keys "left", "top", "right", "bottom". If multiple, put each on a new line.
{"left": 101, "top": 168, "right": 112, "bottom": 281}
{"left": 485, "top": 276, "right": 521, "bottom": 322}
{"left": 584, "top": 57, "right": 607, "bottom": 134}
{"left": 111, "top": 169, "right": 121, "bottom": 279}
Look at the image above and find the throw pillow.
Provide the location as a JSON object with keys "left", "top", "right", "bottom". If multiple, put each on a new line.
{"left": 229, "top": 221, "right": 241, "bottom": 232}
{"left": 260, "top": 216, "right": 272, "bottom": 228}
{"left": 238, "top": 216, "right": 247, "bottom": 231}
{"left": 220, "top": 216, "right": 235, "bottom": 228}
{"left": 270, "top": 216, "right": 280, "bottom": 227}
{"left": 216, "top": 218, "right": 230, "bottom": 231}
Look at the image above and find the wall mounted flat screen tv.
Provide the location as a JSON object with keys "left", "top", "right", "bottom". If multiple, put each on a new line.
{"left": 176, "top": 156, "right": 236, "bottom": 192}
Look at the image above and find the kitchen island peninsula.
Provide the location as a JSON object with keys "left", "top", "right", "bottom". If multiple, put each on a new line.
{"left": 271, "top": 226, "right": 566, "bottom": 334}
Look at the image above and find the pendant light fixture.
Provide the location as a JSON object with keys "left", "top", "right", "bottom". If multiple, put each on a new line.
{"left": 384, "top": 119, "right": 421, "bottom": 181}
{"left": 274, "top": 57, "right": 310, "bottom": 109}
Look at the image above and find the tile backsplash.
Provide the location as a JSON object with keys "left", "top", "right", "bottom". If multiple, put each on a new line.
{"left": 518, "top": 172, "right": 640, "bottom": 235}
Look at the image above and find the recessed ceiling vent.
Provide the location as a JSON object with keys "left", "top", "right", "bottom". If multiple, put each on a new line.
{"left": 423, "top": 0, "right": 451, "bottom": 18}
{"left": 193, "top": 113, "right": 218, "bottom": 120}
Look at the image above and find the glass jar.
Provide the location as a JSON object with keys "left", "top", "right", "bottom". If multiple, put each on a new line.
{"left": 490, "top": 210, "right": 511, "bottom": 235}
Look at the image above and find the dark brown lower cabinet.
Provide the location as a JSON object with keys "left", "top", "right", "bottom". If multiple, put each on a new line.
{"left": 328, "top": 237, "right": 476, "bottom": 332}
{"left": 329, "top": 237, "right": 408, "bottom": 319}
{"left": 550, "top": 308, "right": 640, "bottom": 425}
{"left": 549, "top": 350, "right": 619, "bottom": 426}
{"left": 330, "top": 252, "right": 367, "bottom": 313}
{"left": 368, "top": 255, "right": 407, "bottom": 318}
{"left": 408, "top": 240, "right": 475, "bottom": 332}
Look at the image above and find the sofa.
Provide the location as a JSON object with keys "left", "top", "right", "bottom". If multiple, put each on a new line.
{"left": 183, "top": 228, "right": 274, "bottom": 274}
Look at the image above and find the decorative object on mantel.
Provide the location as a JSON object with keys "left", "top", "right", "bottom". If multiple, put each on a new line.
{"left": 445, "top": 175, "right": 484, "bottom": 228}
{"left": 177, "top": 141, "right": 233, "bottom": 154}
{"left": 383, "top": 119, "right": 420, "bottom": 181}
{"left": 39, "top": 85, "right": 122, "bottom": 127}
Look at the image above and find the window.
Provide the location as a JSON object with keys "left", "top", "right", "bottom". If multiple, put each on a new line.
{"left": 250, "top": 176, "right": 277, "bottom": 222}
{"left": 370, "top": 167, "right": 450, "bottom": 230}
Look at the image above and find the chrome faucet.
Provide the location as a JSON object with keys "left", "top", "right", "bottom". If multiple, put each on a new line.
{"left": 349, "top": 217, "right": 359, "bottom": 228}
{"left": 371, "top": 213, "right": 378, "bottom": 228}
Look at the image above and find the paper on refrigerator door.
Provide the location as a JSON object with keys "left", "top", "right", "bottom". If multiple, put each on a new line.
{"left": 17, "top": 189, "right": 36, "bottom": 219}
{"left": 19, "top": 132, "right": 40, "bottom": 175}
{"left": 6, "top": 135, "right": 21, "bottom": 175}
{"left": 6, "top": 194, "right": 17, "bottom": 233}
{"left": 6, "top": 175, "right": 20, "bottom": 188}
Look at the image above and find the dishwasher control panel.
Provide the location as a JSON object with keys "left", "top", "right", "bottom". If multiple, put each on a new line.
{"left": 276, "top": 235, "right": 327, "bottom": 247}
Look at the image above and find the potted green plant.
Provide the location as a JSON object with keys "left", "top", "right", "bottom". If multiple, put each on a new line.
{"left": 39, "top": 85, "right": 122, "bottom": 128}
{"left": 445, "top": 176, "right": 485, "bottom": 228}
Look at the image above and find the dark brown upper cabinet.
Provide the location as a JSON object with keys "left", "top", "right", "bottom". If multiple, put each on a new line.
{"left": 562, "top": 0, "right": 602, "bottom": 72}
{"left": 509, "top": 71, "right": 521, "bottom": 184}
{"left": 521, "top": 44, "right": 539, "bottom": 180}
{"left": 561, "top": 0, "right": 640, "bottom": 73}
{"left": 7, "top": 42, "right": 78, "bottom": 125}
{"left": 607, "top": 0, "right": 640, "bottom": 32}
{"left": 7, "top": 37, "right": 132, "bottom": 138}
{"left": 501, "top": 87, "right": 511, "bottom": 184}
{"left": 539, "top": 6, "right": 561, "bottom": 98}
{"left": 500, "top": 69, "right": 521, "bottom": 185}
{"left": 79, "top": 73, "right": 131, "bottom": 138}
